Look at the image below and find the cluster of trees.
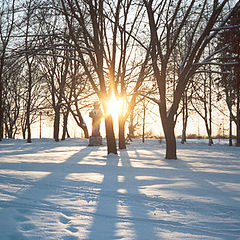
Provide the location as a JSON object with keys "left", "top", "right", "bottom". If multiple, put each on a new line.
{"left": 0, "top": 0, "right": 239, "bottom": 159}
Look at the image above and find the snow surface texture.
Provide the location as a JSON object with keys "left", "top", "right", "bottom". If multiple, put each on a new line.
{"left": 0, "top": 138, "right": 240, "bottom": 240}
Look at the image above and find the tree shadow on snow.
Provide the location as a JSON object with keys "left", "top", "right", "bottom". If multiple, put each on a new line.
{"left": 87, "top": 150, "right": 158, "bottom": 240}
{"left": 163, "top": 157, "right": 240, "bottom": 239}
{"left": 0, "top": 146, "right": 95, "bottom": 239}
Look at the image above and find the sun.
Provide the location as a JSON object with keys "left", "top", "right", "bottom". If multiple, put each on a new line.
{"left": 107, "top": 94, "right": 122, "bottom": 117}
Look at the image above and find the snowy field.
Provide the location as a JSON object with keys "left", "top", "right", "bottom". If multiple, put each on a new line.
{"left": 0, "top": 138, "right": 240, "bottom": 240}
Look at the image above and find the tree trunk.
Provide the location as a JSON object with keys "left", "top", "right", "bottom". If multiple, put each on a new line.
{"left": 61, "top": 109, "right": 69, "bottom": 141}
{"left": 118, "top": 117, "right": 126, "bottom": 149}
{"left": 181, "top": 94, "right": 188, "bottom": 144}
{"left": 236, "top": 85, "right": 240, "bottom": 146}
{"left": 142, "top": 100, "right": 146, "bottom": 143}
{"left": 26, "top": 106, "right": 31, "bottom": 143}
{"left": 81, "top": 125, "right": 89, "bottom": 139}
{"left": 229, "top": 112, "right": 233, "bottom": 146}
{"left": 77, "top": 112, "right": 89, "bottom": 139}
{"left": 207, "top": 129, "right": 213, "bottom": 146}
{"left": 22, "top": 127, "right": 26, "bottom": 139}
{"left": 209, "top": 72, "right": 213, "bottom": 146}
{"left": 8, "top": 125, "right": 13, "bottom": 139}
{"left": 105, "top": 115, "right": 117, "bottom": 154}
{"left": 26, "top": 109, "right": 31, "bottom": 143}
{"left": 0, "top": 57, "right": 4, "bottom": 141}
{"left": 70, "top": 104, "right": 89, "bottom": 139}
{"left": 54, "top": 105, "right": 60, "bottom": 142}
{"left": 204, "top": 119, "right": 213, "bottom": 146}
{"left": 128, "top": 108, "right": 134, "bottom": 141}
{"left": 67, "top": 129, "right": 70, "bottom": 138}
{"left": 163, "top": 118, "right": 177, "bottom": 159}
{"left": 26, "top": 54, "right": 32, "bottom": 144}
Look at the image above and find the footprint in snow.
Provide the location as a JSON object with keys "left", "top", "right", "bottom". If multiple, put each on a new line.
{"left": 60, "top": 215, "right": 70, "bottom": 224}
{"left": 62, "top": 210, "right": 72, "bottom": 217}
{"left": 63, "top": 236, "right": 79, "bottom": 240}
{"left": 20, "top": 223, "right": 36, "bottom": 231}
{"left": 14, "top": 215, "right": 28, "bottom": 222}
{"left": 66, "top": 226, "right": 78, "bottom": 233}
{"left": 17, "top": 208, "right": 30, "bottom": 214}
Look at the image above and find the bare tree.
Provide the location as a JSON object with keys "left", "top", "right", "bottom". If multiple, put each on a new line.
{"left": 0, "top": 0, "right": 16, "bottom": 140}
{"left": 62, "top": 56, "right": 91, "bottom": 140}
{"left": 191, "top": 71, "right": 215, "bottom": 145}
{"left": 2, "top": 57, "right": 23, "bottom": 138}
{"left": 143, "top": 0, "right": 232, "bottom": 159}
{"left": 216, "top": 1, "right": 240, "bottom": 146}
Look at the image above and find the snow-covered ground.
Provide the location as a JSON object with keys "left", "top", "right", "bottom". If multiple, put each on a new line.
{"left": 0, "top": 138, "right": 240, "bottom": 240}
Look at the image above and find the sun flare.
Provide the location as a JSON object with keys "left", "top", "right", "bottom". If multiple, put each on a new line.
{"left": 107, "top": 95, "right": 122, "bottom": 117}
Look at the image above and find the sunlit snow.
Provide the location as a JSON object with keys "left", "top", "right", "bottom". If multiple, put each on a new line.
{"left": 0, "top": 138, "right": 240, "bottom": 240}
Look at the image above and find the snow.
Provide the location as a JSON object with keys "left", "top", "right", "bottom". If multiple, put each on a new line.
{"left": 0, "top": 138, "right": 240, "bottom": 240}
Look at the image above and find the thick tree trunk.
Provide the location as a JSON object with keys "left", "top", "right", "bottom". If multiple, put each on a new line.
{"left": 22, "top": 127, "right": 26, "bottom": 139}
{"left": 118, "top": 117, "right": 126, "bottom": 149}
{"left": 105, "top": 115, "right": 117, "bottom": 154}
{"left": 54, "top": 106, "right": 60, "bottom": 142}
{"left": 163, "top": 119, "right": 177, "bottom": 159}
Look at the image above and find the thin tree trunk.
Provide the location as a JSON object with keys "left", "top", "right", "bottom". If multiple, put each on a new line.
{"left": 142, "top": 100, "right": 146, "bottom": 143}
{"left": 5, "top": 122, "right": 10, "bottom": 138}
{"left": 128, "top": 108, "right": 134, "bottom": 141}
{"left": 236, "top": 90, "right": 240, "bottom": 146}
{"left": 22, "top": 127, "right": 26, "bottom": 139}
{"left": 61, "top": 109, "right": 69, "bottom": 141}
{"left": 67, "top": 129, "right": 70, "bottom": 138}
{"left": 81, "top": 125, "right": 89, "bottom": 139}
{"left": 118, "top": 117, "right": 126, "bottom": 149}
{"left": 54, "top": 105, "right": 60, "bottom": 142}
{"left": 229, "top": 111, "right": 233, "bottom": 146}
{"left": 26, "top": 58, "right": 32, "bottom": 143}
{"left": 26, "top": 108, "right": 31, "bottom": 143}
{"left": 209, "top": 71, "right": 213, "bottom": 145}
{"left": 181, "top": 94, "right": 187, "bottom": 144}
{"left": 0, "top": 57, "right": 3, "bottom": 141}
{"left": 75, "top": 107, "right": 89, "bottom": 138}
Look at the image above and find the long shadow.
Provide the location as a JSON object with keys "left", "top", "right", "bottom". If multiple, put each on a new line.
{"left": 87, "top": 154, "right": 120, "bottom": 240}
{"left": 0, "top": 138, "right": 88, "bottom": 157}
{"left": 0, "top": 146, "right": 96, "bottom": 239}
{"left": 119, "top": 148, "right": 240, "bottom": 240}
{"left": 165, "top": 157, "right": 240, "bottom": 205}
{"left": 163, "top": 157, "right": 240, "bottom": 239}
{"left": 1, "top": 140, "right": 240, "bottom": 239}
{"left": 119, "top": 150, "right": 158, "bottom": 240}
